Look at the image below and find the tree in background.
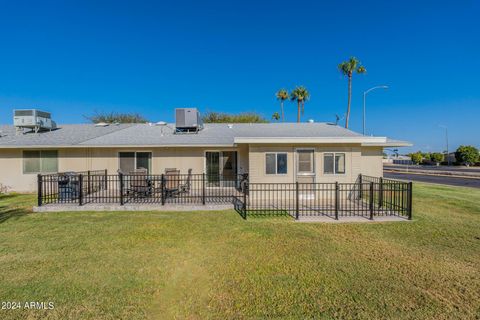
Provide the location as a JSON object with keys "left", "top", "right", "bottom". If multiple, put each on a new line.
{"left": 290, "top": 86, "right": 310, "bottom": 123}
{"left": 430, "top": 152, "right": 444, "bottom": 166}
{"left": 271, "top": 112, "right": 280, "bottom": 121}
{"left": 455, "top": 145, "right": 479, "bottom": 166}
{"left": 410, "top": 152, "right": 423, "bottom": 165}
{"left": 202, "top": 111, "right": 268, "bottom": 123}
{"left": 338, "top": 57, "right": 366, "bottom": 128}
{"left": 275, "top": 89, "right": 289, "bottom": 122}
{"left": 86, "top": 112, "right": 148, "bottom": 124}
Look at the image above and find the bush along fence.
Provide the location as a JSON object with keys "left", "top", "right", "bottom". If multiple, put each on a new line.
{"left": 37, "top": 170, "right": 247, "bottom": 207}
{"left": 37, "top": 171, "right": 412, "bottom": 220}
{"left": 234, "top": 174, "right": 412, "bottom": 220}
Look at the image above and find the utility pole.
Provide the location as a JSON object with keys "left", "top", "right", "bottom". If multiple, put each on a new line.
{"left": 439, "top": 125, "right": 449, "bottom": 166}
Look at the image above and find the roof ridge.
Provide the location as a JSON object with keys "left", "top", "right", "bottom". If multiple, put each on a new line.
{"left": 76, "top": 123, "right": 137, "bottom": 145}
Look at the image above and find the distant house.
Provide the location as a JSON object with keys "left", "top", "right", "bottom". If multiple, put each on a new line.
{"left": 0, "top": 109, "right": 411, "bottom": 192}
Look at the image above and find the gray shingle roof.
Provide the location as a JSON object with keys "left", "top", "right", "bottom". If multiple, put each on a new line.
{"left": 0, "top": 124, "right": 134, "bottom": 146}
{"left": 0, "top": 123, "right": 410, "bottom": 147}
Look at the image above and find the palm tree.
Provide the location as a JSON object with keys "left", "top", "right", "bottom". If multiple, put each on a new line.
{"left": 338, "top": 57, "right": 366, "bottom": 128}
{"left": 290, "top": 86, "right": 310, "bottom": 123}
{"left": 275, "top": 89, "right": 289, "bottom": 122}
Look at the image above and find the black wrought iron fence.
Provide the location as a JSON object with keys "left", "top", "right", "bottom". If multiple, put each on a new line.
{"left": 37, "top": 171, "right": 411, "bottom": 220}
{"left": 235, "top": 175, "right": 412, "bottom": 220}
{"left": 37, "top": 171, "right": 248, "bottom": 206}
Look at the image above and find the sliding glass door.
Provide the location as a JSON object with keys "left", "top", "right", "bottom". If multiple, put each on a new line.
{"left": 205, "top": 151, "right": 237, "bottom": 187}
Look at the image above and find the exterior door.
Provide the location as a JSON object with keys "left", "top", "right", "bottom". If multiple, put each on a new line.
{"left": 205, "top": 151, "right": 237, "bottom": 187}
{"left": 296, "top": 149, "right": 315, "bottom": 199}
{"left": 221, "top": 151, "right": 237, "bottom": 187}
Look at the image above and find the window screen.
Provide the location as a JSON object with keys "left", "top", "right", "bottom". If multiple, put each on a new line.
{"left": 323, "top": 153, "right": 334, "bottom": 174}
{"left": 41, "top": 150, "right": 58, "bottom": 172}
{"left": 23, "top": 151, "right": 41, "bottom": 173}
{"left": 265, "top": 153, "right": 276, "bottom": 174}
{"left": 23, "top": 150, "right": 58, "bottom": 174}
{"left": 297, "top": 150, "right": 313, "bottom": 173}
{"left": 119, "top": 152, "right": 135, "bottom": 173}
{"left": 335, "top": 153, "right": 345, "bottom": 174}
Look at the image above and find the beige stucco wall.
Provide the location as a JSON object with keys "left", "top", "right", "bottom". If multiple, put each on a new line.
{"left": 360, "top": 147, "right": 384, "bottom": 177}
{"left": 0, "top": 145, "right": 250, "bottom": 192}
{"left": 0, "top": 144, "right": 382, "bottom": 192}
{"left": 248, "top": 144, "right": 383, "bottom": 184}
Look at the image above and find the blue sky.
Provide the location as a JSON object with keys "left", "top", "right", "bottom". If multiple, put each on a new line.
{"left": 0, "top": 0, "right": 479, "bottom": 153}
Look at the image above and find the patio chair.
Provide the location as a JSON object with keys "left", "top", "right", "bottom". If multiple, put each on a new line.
{"left": 126, "top": 168, "right": 152, "bottom": 197}
{"left": 163, "top": 168, "right": 192, "bottom": 198}
{"left": 164, "top": 169, "right": 180, "bottom": 197}
{"left": 179, "top": 169, "right": 192, "bottom": 193}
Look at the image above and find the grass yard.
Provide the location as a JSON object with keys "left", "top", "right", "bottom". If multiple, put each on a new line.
{"left": 0, "top": 183, "right": 479, "bottom": 319}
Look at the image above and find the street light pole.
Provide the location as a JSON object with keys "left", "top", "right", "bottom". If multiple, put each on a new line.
{"left": 363, "top": 85, "right": 389, "bottom": 135}
{"left": 439, "top": 125, "right": 449, "bottom": 166}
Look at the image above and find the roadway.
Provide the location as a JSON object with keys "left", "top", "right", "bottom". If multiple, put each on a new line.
{"left": 385, "top": 164, "right": 480, "bottom": 174}
{"left": 384, "top": 171, "right": 480, "bottom": 188}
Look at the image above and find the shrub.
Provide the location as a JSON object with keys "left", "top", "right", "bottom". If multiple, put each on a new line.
{"left": 202, "top": 111, "right": 268, "bottom": 123}
{"left": 430, "top": 153, "right": 444, "bottom": 165}
{"left": 410, "top": 152, "right": 423, "bottom": 165}
{"left": 86, "top": 112, "right": 148, "bottom": 124}
{"left": 455, "top": 145, "right": 479, "bottom": 167}
{"left": 0, "top": 183, "right": 10, "bottom": 194}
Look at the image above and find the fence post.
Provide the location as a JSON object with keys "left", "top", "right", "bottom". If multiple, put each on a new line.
{"left": 358, "top": 174, "right": 363, "bottom": 199}
{"left": 369, "top": 181, "right": 374, "bottom": 220}
{"left": 202, "top": 173, "right": 206, "bottom": 205}
{"left": 37, "top": 174, "right": 43, "bottom": 207}
{"left": 243, "top": 182, "right": 247, "bottom": 219}
{"left": 161, "top": 174, "right": 165, "bottom": 206}
{"left": 87, "top": 170, "right": 91, "bottom": 195}
{"left": 119, "top": 172, "right": 124, "bottom": 205}
{"left": 335, "top": 182, "right": 339, "bottom": 220}
{"left": 104, "top": 169, "right": 108, "bottom": 190}
{"left": 78, "top": 174, "right": 83, "bottom": 206}
{"left": 407, "top": 182, "right": 413, "bottom": 220}
{"left": 378, "top": 177, "right": 383, "bottom": 208}
{"left": 295, "top": 181, "right": 299, "bottom": 220}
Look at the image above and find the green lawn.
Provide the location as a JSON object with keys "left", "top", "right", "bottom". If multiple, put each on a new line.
{"left": 0, "top": 183, "right": 479, "bottom": 319}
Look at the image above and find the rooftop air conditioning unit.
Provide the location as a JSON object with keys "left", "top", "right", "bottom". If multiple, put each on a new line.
{"left": 175, "top": 108, "right": 203, "bottom": 133}
{"left": 13, "top": 109, "right": 56, "bottom": 132}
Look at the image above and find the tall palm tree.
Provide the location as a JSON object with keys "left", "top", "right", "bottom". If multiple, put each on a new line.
{"left": 290, "top": 86, "right": 310, "bottom": 123}
{"left": 275, "top": 89, "right": 289, "bottom": 122}
{"left": 338, "top": 57, "right": 366, "bottom": 128}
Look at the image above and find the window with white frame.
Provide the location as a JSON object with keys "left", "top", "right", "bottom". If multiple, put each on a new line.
{"left": 323, "top": 153, "right": 345, "bottom": 174}
{"left": 265, "top": 153, "right": 287, "bottom": 174}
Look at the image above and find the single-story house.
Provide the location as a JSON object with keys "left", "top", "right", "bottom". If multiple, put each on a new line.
{"left": 0, "top": 116, "right": 411, "bottom": 192}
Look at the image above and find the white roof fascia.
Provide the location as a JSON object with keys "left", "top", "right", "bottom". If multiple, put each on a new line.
{"left": 234, "top": 136, "right": 387, "bottom": 144}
